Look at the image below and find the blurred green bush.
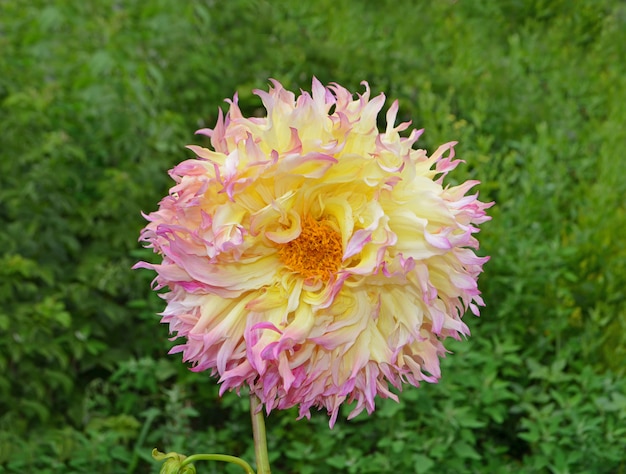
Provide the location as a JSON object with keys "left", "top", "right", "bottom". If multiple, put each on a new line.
{"left": 1, "top": 0, "right": 624, "bottom": 472}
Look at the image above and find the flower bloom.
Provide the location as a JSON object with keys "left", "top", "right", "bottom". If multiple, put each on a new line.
{"left": 135, "top": 79, "right": 492, "bottom": 426}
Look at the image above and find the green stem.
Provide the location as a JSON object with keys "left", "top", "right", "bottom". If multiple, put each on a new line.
{"left": 128, "top": 408, "right": 158, "bottom": 474}
{"left": 179, "top": 453, "right": 255, "bottom": 473}
{"left": 250, "top": 393, "right": 271, "bottom": 474}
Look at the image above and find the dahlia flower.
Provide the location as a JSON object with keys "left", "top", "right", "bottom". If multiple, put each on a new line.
{"left": 135, "top": 78, "right": 491, "bottom": 426}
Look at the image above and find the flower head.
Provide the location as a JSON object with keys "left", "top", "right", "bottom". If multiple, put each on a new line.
{"left": 135, "top": 78, "right": 492, "bottom": 426}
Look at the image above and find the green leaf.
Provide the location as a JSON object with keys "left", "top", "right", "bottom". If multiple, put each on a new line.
{"left": 413, "top": 454, "right": 435, "bottom": 473}
{"left": 453, "top": 442, "right": 481, "bottom": 461}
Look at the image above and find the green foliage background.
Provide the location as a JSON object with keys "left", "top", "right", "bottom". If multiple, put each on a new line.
{"left": 1, "top": 0, "right": 625, "bottom": 472}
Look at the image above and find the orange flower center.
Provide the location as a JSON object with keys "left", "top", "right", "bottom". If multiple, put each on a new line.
{"left": 278, "top": 215, "right": 343, "bottom": 280}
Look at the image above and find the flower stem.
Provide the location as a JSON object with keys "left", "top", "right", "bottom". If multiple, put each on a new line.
{"left": 180, "top": 453, "right": 255, "bottom": 473}
{"left": 250, "top": 393, "right": 271, "bottom": 474}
